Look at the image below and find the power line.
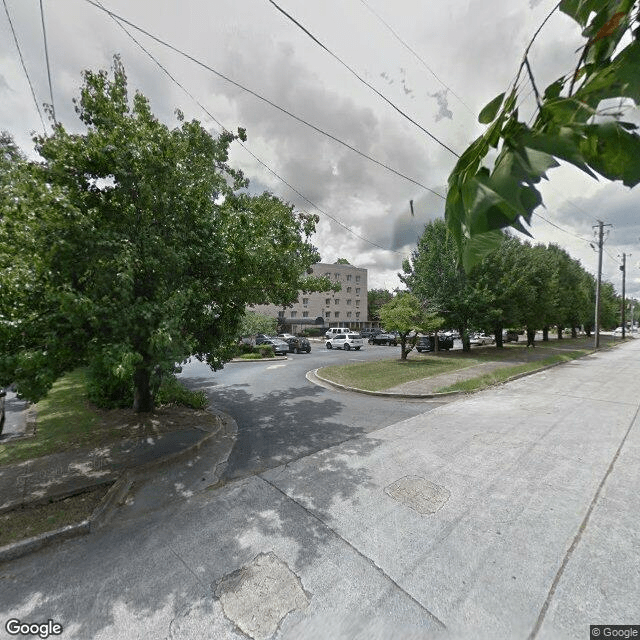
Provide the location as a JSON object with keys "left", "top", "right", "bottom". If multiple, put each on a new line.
{"left": 356, "top": 0, "right": 474, "bottom": 116}
{"left": 95, "top": 2, "right": 409, "bottom": 255}
{"left": 83, "top": 0, "right": 440, "bottom": 194}
{"left": 532, "top": 211, "right": 593, "bottom": 245}
{"left": 266, "top": 0, "right": 461, "bottom": 158}
{"left": 2, "top": 0, "right": 47, "bottom": 133}
{"left": 39, "top": 0, "right": 56, "bottom": 124}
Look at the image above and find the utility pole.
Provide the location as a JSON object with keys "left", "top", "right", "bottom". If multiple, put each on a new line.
{"left": 593, "top": 221, "right": 611, "bottom": 349}
{"left": 620, "top": 253, "right": 628, "bottom": 338}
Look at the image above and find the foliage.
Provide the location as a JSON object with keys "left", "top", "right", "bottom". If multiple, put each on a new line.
{"left": 401, "top": 219, "right": 484, "bottom": 351}
{"left": 445, "top": 2, "right": 640, "bottom": 269}
{"left": 367, "top": 288, "right": 394, "bottom": 321}
{"left": 154, "top": 375, "right": 208, "bottom": 410}
{"left": 334, "top": 258, "right": 351, "bottom": 264}
{"left": 239, "top": 311, "right": 277, "bottom": 337}
{"left": 0, "top": 57, "right": 332, "bottom": 411}
{"left": 378, "top": 292, "right": 440, "bottom": 360}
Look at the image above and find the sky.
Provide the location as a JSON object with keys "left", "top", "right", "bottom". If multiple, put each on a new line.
{"left": 2, "top": 0, "right": 640, "bottom": 300}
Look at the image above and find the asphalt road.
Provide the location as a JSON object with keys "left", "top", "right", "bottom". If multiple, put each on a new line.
{"left": 179, "top": 342, "right": 447, "bottom": 481}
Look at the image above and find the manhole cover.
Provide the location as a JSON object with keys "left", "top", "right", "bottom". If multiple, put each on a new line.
{"left": 384, "top": 476, "right": 450, "bottom": 514}
{"left": 214, "top": 552, "right": 309, "bottom": 640}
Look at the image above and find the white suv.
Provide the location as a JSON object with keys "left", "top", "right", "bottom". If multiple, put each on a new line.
{"left": 325, "top": 327, "right": 350, "bottom": 339}
{"left": 326, "top": 333, "right": 364, "bottom": 351}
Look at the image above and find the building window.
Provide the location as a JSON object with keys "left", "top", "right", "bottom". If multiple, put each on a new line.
{"left": 356, "top": 288, "right": 360, "bottom": 294}
{"left": 356, "top": 300, "right": 360, "bottom": 307}
{"left": 347, "top": 311, "right": 352, "bottom": 318}
{"left": 325, "top": 298, "right": 331, "bottom": 305}
{"left": 303, "top": 311, "right": 309, "bottom": 318}
{"left": 347, "top": 287, "right": 352, "bottom": 293}
{"left": 290, "top": 311, "right": 297, "bottom": 318}
{"left": 325, "top": 312, "right": 331, "bottom": 318}
{"left": 355, "top": 275, "right": 360, "bottom": 283}
{"left": 302, "top": 297, "right": 309, "bottom": 305}
{"left": 346, "top": 274, "right": 352, "bottom": 282}
{"left": 334, "top": 312, "right": 340, "bottom": 318}
{"left": 278, "top": 310, "right": 284, "bottom": 318}
{"left": 347, "top": 299, "right": 352, "bottom": 305}
{"left": 356, "top": 312, "right": 360, "bottom": 318}
{"left": 335, "top": 299, "right": 340, "bottom": 305}
{"left": 335, "top": 273, "right": 341, "bottom": 280}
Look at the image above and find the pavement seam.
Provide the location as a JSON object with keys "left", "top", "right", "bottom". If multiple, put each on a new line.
{"left": 527, "top": 400, "right": 640, "bottom": 639}
{"left": 259, "top": 474, "right": 447, "bottom": 631}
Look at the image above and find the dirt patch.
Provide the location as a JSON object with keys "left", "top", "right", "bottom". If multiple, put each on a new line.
{"left": 80, "top": 404, "right": 219, "bottom": 448}
{"left": 0, "top": 485, "right": 111, "bottom": 547}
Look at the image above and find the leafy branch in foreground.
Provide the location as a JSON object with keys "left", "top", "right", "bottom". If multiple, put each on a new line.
{"left": 446, "top": 0, "right": 640, "bottom": 270}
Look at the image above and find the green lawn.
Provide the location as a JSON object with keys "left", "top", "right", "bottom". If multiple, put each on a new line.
{"left": 318, "top": 336, "right": 618, "bottom": 393}
{"left": 319, "top": 357, "right": 482, "bottom": 391}
{"left": 0, "top": 369, "right": 102, "bottom": 466}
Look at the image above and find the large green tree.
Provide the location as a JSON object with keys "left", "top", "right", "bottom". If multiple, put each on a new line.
{"left": 0, "top": 57, "right": 330, "bottom": 411}
{"left": 445, "top": 1, "right": 640, "bottom": 269}
{"left": 401, "top": 219, "right": 484, "bottom": 351}
{"left": 367, "top": 288, "right": 393, "bottom": 322}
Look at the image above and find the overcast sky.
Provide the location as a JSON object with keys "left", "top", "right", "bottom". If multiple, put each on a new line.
{"left": 2, "top": 0, "right": 639, "bottom": 300}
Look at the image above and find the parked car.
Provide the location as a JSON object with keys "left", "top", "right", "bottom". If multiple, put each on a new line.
{"left": 284, "top": 336, "right": 311, "bottom": 353}
{"left": 260, "top": 338, "right": 289, "bottom": 356}
{"left": 326, "top": 333, "right": 364, "bottom": 350}
{"left": 368, "top": 333, "right": 398, "bottom": 346}
{"left": 503, "top": 329, "right": 519, "bottom": 342}
{"left": 415, "top": 335, "right": 454, "bottom": 352}
{"left": 277, "top": 333, "right": 296, "bottom": 341}
{"left": 0, "top": 389, "right": 5, "bottom": 435}
{"left": 470, "top": 332, "right": 495, "bottom": 345}
{"left": 255, "top": 334, "right": 271, "bottom": 345}
{"left": 325, "top": 327, "right": 351, "bottom": 339}
{"left": 443, "top": 329, "right": 460, "bottom": 339}
{"left": 360, "top": 328, "right": 383, "bottom": 340}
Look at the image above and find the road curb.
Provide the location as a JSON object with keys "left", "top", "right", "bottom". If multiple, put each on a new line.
{"left": 227, "top": 356, "right": 288, "bottom": 363}
{"left": 0, "top": 407, "right": 236, "bottom": 564}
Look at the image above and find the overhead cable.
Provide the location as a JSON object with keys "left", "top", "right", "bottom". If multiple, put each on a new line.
{"left": 96, "top": 2, "right": 408, "bottom": 254}
{"left": 2, "top": 0, "right": 47, "bottom": 133}
{"left": 39, "top": 0, "right": 56, "bottom": 123}
{"left": 83, "top": 0, "right": 440, "bottom": 195}
{"left": 266, "top": 0, "right": 461, "bottom": 158}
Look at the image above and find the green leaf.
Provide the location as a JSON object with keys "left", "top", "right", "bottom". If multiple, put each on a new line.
{"left": 462, "top": 230, "right": 505, "bottom": 272}
{"left": 478, "top": 92, "right": 505, "bottom": 124}
{"left": 580, "top": 122, "right": 640, "bottom": 187}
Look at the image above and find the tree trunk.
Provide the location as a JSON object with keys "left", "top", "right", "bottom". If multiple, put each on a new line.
{"left": 526, "top": 328, "right": 536, "bottom": 347}
{"left": 461, "top": 328, "right": 470, "bottom": 352}
{"left": 133, "top": 365, "right": 154, "bottom": 412}
{"left": 557, "top": 326, "right": 563, "bottom": 339}
{"left": 571, "top": 327, "right": 577, "bottom": 338}
{"left": 495, "top": 327, "right": 503, "bottom": 348}
{"left": 542, "top": 326, "right": 549, "bottom": 341}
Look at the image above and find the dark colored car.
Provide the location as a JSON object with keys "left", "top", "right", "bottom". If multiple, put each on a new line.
{"left": 0, "top": 389, "right": 6, "bottom": 435}
{"left": 415, "top": 335, "right": 454, "bottom": 352}
{"left": 284, "top": 336, "right": 311, "bottom": 354}
{"left": 260, "top": 338, "right": 289, "bottom": 356}
{"left": 503, "top": 330, "right": 519, "bottom": 342}
{"left": 369, "top": 333, "right": 398, "bottom": 346}
{"left": 360, "top": 328, "right": 383, "bottom": 340}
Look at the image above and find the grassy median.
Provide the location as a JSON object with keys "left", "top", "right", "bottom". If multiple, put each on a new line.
{"left": 319, "top": 336, "right": 618, "bottom": 393}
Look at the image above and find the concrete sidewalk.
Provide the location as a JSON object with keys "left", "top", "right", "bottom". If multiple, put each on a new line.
{"left": 1, "top": 341, "right": 639, "bottom": 639}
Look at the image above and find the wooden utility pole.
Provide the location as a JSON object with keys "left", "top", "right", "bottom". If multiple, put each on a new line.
{"left": 620, "top": 253, "right": 629, "bottom": 338}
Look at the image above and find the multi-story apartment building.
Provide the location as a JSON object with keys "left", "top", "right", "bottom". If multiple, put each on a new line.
{"left": 250, "top": 262, "right": 369, "bottom": 333}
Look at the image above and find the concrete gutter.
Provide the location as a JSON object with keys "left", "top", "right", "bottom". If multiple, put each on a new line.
{"left": 0, "top": 407, "right": 237, "bottom": 563}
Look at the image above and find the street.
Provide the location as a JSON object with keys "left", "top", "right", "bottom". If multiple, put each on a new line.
{"left": 178, "top": 344, "right": 447, "bottom": 481}
{"left": 0, "top": 340, "right": 638, "bottom": 639}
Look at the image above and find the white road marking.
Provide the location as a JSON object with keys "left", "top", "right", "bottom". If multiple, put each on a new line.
{"left": 266, "top": 364, "right": 287, "bottom": 370}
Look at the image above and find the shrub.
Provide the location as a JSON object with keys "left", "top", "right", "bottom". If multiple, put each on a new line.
{"left": 257, "top": 345, "right": 275, "bottom": 357}
{"left": 155, "top": 374, "right": 208, "bottom": 409}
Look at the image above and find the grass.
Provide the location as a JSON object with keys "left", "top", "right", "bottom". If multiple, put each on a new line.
{"left": 320, "top": 357, "right": 481, "bottom": 392}
{"left": 435, "top": 350, "right": 588, "bottom": 393}
{"left": 318, "top": 335, "right": 615, "bottom": 393}
{"left": 0, "top": 485, "right": 110, "bottom": 546}
{"left": 0, "top": 369, "right": 101, "bottom": 466}
{"left": 0, "top": 368, "right": 210, "bottom": 466}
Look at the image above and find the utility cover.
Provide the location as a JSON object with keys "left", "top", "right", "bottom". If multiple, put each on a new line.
{"left": 384, "top": 475, "right": 450, "bottom": 515}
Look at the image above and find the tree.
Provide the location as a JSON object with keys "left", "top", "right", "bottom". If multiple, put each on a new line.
{"left": 239, "top": 311, "right": 277, "bottom": 337}
{"left": 401, "top": 219, "right": 484, "bottom": 351}
{"left": 0, "top": 57, "right": 331, "bottom": 411}
{"left": 379, "top": 293, "right": 438, "bottom": 360}
{"left": 367, "top": 288, "right": 393, "bottom": 322}
{"left": 445, "top": 2, "right": 640, "bottom": 269}
{"left": 334, "top": 258, "right": 351, "bottom": 264}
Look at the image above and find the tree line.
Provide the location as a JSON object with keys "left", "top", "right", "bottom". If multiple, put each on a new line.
{"left": 398, "top": 219, "right": 623, "bottom": 352}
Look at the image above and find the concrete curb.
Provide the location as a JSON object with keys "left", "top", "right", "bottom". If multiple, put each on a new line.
{"left": 309, "top": 369, "right": 466, "bottom": 399}
{"left": 0, "top": 407, "right": 236, "bottom": 564}
{"left": 310, "top": 347, "right": 603, "bottom": 399}
{"left": 228, "top": 356, "right": 288, "bottom": 363}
